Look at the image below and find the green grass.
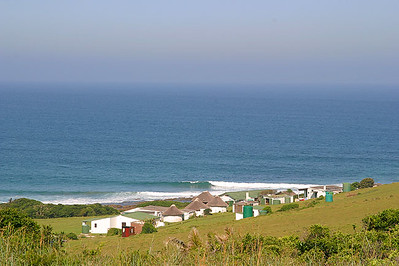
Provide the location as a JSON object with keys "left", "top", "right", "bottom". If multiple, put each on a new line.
{"left": 36, "top": 183, "right": 399, "bottom": 256}
{"left": 35, "top": 216, "right": 109, "bottom": 235}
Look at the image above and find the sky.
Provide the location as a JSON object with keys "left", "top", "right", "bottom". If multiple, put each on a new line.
{"left": 1, "top": 1, "right": 399, "bottom": 86}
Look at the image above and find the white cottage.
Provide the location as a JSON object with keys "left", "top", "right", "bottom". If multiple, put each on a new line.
{"left": 184, "top": 198, "right": 209, "bottom": 216}
{"left": 82, "top": 212, "right": 161, "bottom": 234}
{"left": 207, "top": 196, "right": 228, "bottom": 213}
{"left": 162, "top": 204, "right": 184, "bottom": 223}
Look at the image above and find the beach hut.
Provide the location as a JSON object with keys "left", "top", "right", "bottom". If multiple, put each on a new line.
{"left": 162, "top": 204, "right": 184, "bottom": 223}
{"left": 192, "top": 191, "right": 215, "bottom": 204}
{"left": 207, "top": 196, "right": 228, "bottom": 213}
{"left": 185, "top": 198, "right": 209, "bottom": 216}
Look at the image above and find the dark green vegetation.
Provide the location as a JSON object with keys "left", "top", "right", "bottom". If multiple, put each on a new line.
{"left": 142, "top": 221, "right": 157, "bottom": 234}
{"left": 262, "top": 206, "right": 272, "bottom": 214}
{"left": 0, "top": 198, "right": 119, "bottom": 218}
{"left": 0, "top": 208, "right": 66, "bottom": 265}
{"left": 351, "top": 177, "right": 375, "bottom": 190}
{"left": 66, "top": 232, "right": 78, "bottom": 240}
{"left": 2, "top": 207, "right": 399, "bottom": 264}
{"left": 363, "top": 209, "right": 399, "bottom": 231}
{"left": 359, "top": 177, "right": 375, "bottom": 188}
{"left": 278, "top": 203, "right": 299, "bottom": 212}
{"left": 135, "top": 200, "right": 189, "bottom": 209}
{"left": 106, "top": 228, "right": 122, "bottom": 236}
{"left": 0, "top": 208, "right": 40, "bottom": 232}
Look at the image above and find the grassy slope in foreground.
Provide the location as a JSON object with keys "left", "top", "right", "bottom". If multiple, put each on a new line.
{"left": 38, "top": 182, "right": 399, "bottom": 256}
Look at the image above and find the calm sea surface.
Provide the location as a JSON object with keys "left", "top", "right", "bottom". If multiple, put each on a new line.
{"left": 1, "top": 85, "right": 398, "bottom": 204}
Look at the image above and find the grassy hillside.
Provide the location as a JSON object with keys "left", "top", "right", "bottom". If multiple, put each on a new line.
{"left": 37, "top": 183, "right": 399, "bottom": 256}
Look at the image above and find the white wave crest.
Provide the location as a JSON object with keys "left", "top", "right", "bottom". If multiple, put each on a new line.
{"left": 41, "top": 191, "right": 200, "bottom": 205}
{"left": 209, "top": 181, "right": 319, "bottom": 191}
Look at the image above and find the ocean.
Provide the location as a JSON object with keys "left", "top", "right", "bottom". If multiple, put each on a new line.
{"left": 1, "top": 84, "right": 398, "bottom": 204}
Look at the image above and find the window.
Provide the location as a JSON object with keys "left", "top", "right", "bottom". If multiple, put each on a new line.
{"left": 94, "top": 223, "right": 97, "bottom": 228}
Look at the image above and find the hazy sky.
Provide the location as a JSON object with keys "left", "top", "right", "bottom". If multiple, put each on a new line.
{"left": 1, "top": 1, "right": 399, "bottom": 85}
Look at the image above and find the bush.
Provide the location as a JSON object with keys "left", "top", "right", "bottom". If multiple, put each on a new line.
{"left": 66, "top": 232, "right": 78, "bottom": 240}
{"left": 0, "top": 208, "right": 40, "bottom": 233}
{"left": 107, "top": 228, "right": 122, "bottom": 236}
{"left": 359, "top": 178, "right": 374, "bottom": 188}
{"left": 351, "top": 182, "right": 360, "bottom": 191}
{"left": 204, "top": 208, "right": 212, "bottom": 215}
{"left": 262, "top": 206, "right": 272, "bottom": 214}
{"left": 278, "top": 203, "right": 299, "bottom": 212}
{"left": 362, "top": 209, "right": 399, "bottom": 231}
{"left": 0, "top": 198, "right": 119, "bottom": 219}
{"left": 316, "top": 195, "right": 324, "bottom": 201}
{"left": 142, "top": 222, "right": 157, "bottom": 234}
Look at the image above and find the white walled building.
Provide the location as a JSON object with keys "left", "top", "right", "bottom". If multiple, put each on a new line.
{"left": 82, "top": 212, "right": 161, "bottom": 234}
{"left": 162, "top": 204, "right": 184, "bottom": 223}
{"left": 184, "top": 198, "right": 209, "bottom": 216}
{"left": 207, "top": 196, "right": 228, "bottom": 213}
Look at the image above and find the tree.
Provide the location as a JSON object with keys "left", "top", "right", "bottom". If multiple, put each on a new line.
{"left": 351, "top": 182, "right": 360, "bottom": 191}
{"left": 359, "top": 178, "right": 374, "bottom": 188}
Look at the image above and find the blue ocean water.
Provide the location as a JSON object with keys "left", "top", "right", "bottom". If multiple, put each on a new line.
{"left": 1, "top": 84, "right": 398, "bottom": 204}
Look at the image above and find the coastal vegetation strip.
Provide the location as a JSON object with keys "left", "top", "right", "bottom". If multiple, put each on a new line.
{"left": 0, "top": 198, "right": 119, "bottom": 219}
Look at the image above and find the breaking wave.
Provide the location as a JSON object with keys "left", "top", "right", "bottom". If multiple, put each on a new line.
{"left": 2, "top": 180, "right": 324, "bottom": 205}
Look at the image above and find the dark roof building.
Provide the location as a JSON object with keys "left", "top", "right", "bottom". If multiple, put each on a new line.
{"left": 185, "top": 198, "right": 209, "bottom": 211}
{"left": 192, "top": 191, "right": 215, "bottom": 204}
{"left": 163, "top": 204, "right": 184, "bottom": 216}
{"left": 207, "top": 196, "right": 228, "bottom": 207}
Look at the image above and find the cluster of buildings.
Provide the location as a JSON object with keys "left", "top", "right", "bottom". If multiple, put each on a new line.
{"left": 82, "top": 184, "right": 347, "bottom": 235}
{"left": 82, "top": 191, "right": 228, "bottom": 235}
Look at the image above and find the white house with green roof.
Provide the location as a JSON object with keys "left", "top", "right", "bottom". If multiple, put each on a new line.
{"left": 82, "top": 211, "right": 162, "bottom": 234}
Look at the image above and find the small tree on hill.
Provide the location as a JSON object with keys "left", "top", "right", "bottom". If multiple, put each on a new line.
{"left": 351, "top": 182, "right": 360, "bottom": 191}
{"left": 359, "top": 178, "right": 374, "bottom": 188}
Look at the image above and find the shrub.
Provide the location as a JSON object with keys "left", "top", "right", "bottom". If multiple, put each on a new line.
{"left": 142, "top": 222, "right": 157, "bottom": 234}
{"left": 262, "top": 206, "right": 272, "bottom": 214}
{"left": 66, "top": 232, "right": 78, "bottom": 240}
{"left": 278, "top": 203, "right": 299, "bottom": 212}
{"left": 107, "top": 228, "right": 122, "bottom": 236}
{"left": 359, "top": 178, "right": 374, "bottom": 188}
{"left": 362, "top": 209, "right": 399, "bottom": 231}
{"left": 0, "top": 198, "right": 119, "bottom": 218}
{"left": 0, "top": 208, "right": 40, "bottom": 233}
{"left": 204, "top": 208, "right": 212, "bottom": 215}
{"left": 351, "top": 182, "right": 360, "bottom": 191}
